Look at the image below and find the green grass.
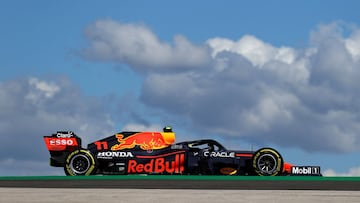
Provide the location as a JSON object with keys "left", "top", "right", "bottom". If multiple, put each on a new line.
{"left": 1, "top": 175, "right": 360, "bottom": 181}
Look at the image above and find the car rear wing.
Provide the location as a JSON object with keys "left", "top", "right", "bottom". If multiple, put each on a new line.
{"left": 43, "top": 131, "right": 82, "bottom": 167}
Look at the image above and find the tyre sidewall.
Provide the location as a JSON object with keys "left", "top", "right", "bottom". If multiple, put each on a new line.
{"left": 64, "top": 149, "right": 96, "bottom": 176}
{"left": 252, "top": 148, "right": 283, "bottom": 176}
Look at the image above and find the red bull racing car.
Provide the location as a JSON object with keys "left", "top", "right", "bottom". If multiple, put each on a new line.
{"left": 43, "top": 127, "right": 321, "bottom": 176}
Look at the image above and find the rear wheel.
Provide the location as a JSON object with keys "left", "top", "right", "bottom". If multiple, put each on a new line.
{"left": 64, "top": 149, "right": 96, "bottom": 176}
{"left": 252, "top": 148, "right": 283, "bottom": 176}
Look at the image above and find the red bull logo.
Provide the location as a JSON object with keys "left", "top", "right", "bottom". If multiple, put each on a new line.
{"left": 111, "top": 131, "right": 175, "bottom": 151}
{"left": 128, "top": 153, "right": 185, "bottom": 174}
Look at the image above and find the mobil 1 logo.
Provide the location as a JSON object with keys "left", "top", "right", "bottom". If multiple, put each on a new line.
{"left": 291, "top": 166, "right": 321, "bottom": 176}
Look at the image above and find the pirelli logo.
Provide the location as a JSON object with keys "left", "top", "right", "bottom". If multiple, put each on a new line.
{"left": 291, "top": 166, "right": 321, "bottom": 175}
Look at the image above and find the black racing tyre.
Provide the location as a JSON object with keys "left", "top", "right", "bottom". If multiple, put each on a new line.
{"left": 252, "top": 148, "right": 283, "bottom": 176}
{"left": 64, "top": 149, "right": 97, "bottom": 176}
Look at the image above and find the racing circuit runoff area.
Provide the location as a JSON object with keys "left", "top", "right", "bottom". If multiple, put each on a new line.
{"left": 1, "top": 175, "right": 360, "bottom": 202}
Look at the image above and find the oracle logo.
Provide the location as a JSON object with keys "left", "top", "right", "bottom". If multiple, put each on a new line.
{"left": 203, "top": 151, "right": 235, "bottom": 158}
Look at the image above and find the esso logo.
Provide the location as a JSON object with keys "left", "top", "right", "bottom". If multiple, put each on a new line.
{"left": 49, "top": 139, "right": 74, "bottom": 146}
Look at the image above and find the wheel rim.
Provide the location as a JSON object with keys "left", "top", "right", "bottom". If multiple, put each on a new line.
{"left": 70, "top": 154, "right": 90, "bottom": 174}
{"left": 257, "top": 153, "right": 277, "bottom": 175}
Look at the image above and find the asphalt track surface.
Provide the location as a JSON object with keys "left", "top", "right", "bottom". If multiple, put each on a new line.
{"left": 1, "top": 175, "right": 360, "bottom": 190}
{"left": 2, "top": 188, "right": 360, "bottom": 203}
{"left": 1, "top": 176, "right": 360, "bottom": 203}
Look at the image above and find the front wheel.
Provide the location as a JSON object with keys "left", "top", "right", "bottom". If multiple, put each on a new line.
{"left": 252, "top": 148, "right": 283, "bottom": 176}
{"left": 64, "top": 149, "right": 97, "bottom": 176}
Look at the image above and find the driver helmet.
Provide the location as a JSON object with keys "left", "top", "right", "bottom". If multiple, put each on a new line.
{"left": 163, "top": 126, "right": 173, "bottom": 132}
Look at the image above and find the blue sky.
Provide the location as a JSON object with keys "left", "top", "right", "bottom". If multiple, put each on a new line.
{"left": 1, "top": 0, "right": 360, "bottom": 176}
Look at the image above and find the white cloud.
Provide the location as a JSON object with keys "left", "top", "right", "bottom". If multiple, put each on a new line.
{"left": 242, "top": 90, "right": 298, "bottom": 131}
{"left": 345, "top": 29, "right": 360, "bottom": 61}
{"left": 0, "top": 159, "right": 62, "bottom": 176}
{"left": 323, "top": 167, "right": 360, "bottom": 177}
{"left": 122, "top": 123, "right": 162, "bottom": 132}
{"left": 82, "top": 20, "right": 360, "bottom": 153}
{"left": 82, "top": 19, "right": 211, "bottom": 71}
{"left": 207, "top": 35, "right": 297, "bottom": 67}
{"left": 28, "top": 77, "right": 60, "bottom": 98}
{"left": 0, "top": 76, "right": 115, "bottom": 174}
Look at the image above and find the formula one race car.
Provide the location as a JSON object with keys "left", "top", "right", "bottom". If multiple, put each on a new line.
{"left": 43, "top": 127, "right": 321, "bottom": 176}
